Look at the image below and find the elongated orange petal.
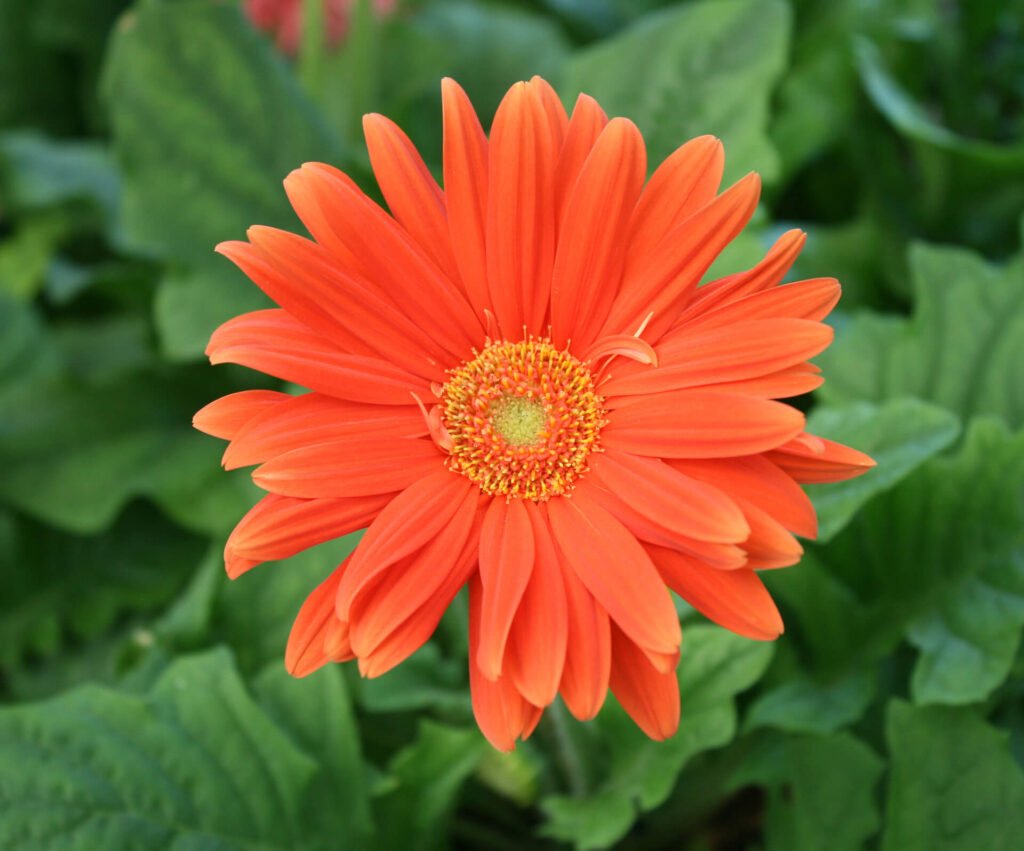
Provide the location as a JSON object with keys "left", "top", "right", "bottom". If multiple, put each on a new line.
{"left": 609, "top": 623, "right": 680, "bottom": 741}
{"left": 603, "top": 391, "right": 805, "bottom": 458}
{"left": 335, "top": 471, "right": 473, "bottom": 619}
{"left": 486, "top": 81, "right": 558, "bottom": 337}
{"left": 647, "top": 544, "right": 783, "bottom": 640}
{"left": 734, "top": 497, "right": 804, "bottom": 569}
{"left": 587, "top": 452, "right": 749, "bottom": 544}
{"left": 555, "top": 93, "right": 609, "bottom": 223}
{"left": 680, "top": 277, "right": 842, "bottom": 332}
{"left": 363, "top": 113, "right": 458, "bottom": 280}
{"left": 548, "top": 489, "right": 681, "bottom": 656}
{"left": 697, "top": 363, "right": 824, "bottom": 399}
{"left": 469, "top": 576, "right": 541, "bottom": 751}
{"left": 504, "top": 502, "right": 568, "bottom": 706}
{"left": 679, "top": 228, "right": 806, "bottom": 321}
{"left": 603, "top": 172, "right": 761, "bottom": 342}
{"left": 323, "top": 618, "right": 354, "bottom": 662}
{"left": 285, "top": 163, "right": 482, "bottom": 357}
{"left": 625, "top": 135, "right": 723, "bottom": 268}
{"left": 441, "top": 77, "right": 490, "bottom": 316}
{"left": 557, "top": 552, "right": 611, "bottom": 720}
{"left": 225, "top": 492, "right": 391, "bottom": 578}
{"left": 477, "top": 498, "right": 535, "bottom": 680}
{"left": 223, "top": 393, "right": 424, "bottom": 470}
{"left": 550, "top": 118, "right": 646, "bottom": 351}
{"left": 286, "top": 558, "right": 350, "bottom": 677}
{"left": 766, "top": 435, "right": 877, "bottom": 483}
{"left": 253, "top": 437, "right": 441, "bottom": 498}
{"left": 602, "top": 318, "right": 833, "bottom": 398}
{"left": 670, "top": 455, "right": 818, "bottom": 539}
{"left": 357, "top": 504, "right": 483, "bottom": 678}
{"left": 238, "top": 228, "right": 451, "bottom": 378}
{"left": 193, "top": 390, "right": 289, "bottom": 439}
{"left": 207, "top": 309, "right": 429, "bottom": 404}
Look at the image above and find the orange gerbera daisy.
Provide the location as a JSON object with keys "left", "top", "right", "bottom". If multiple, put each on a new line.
{"left": 194, "top": 77, "right": 874, "bottom": 750}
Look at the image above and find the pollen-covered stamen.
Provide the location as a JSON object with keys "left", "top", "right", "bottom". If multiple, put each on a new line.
{"left": 440, "top": 338, "right": 605, "bottom": 501}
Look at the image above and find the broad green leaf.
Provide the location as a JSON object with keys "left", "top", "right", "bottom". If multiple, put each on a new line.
{"left": 541, "top": 626, "right": 773, "bottom": 850}
{"left": 819, "top": 241, "right": 1024, "bottom": 427}
{"left": 805, "top": 399, "right": 960, "bottom": 541}
{"left": 103, "top": 0, "right": 343, "bottom": 359}
{"left": 0, "top": 649, "right": 321, "bottom": 850}
{"left": 0, "top": 503, "right": 204, "bottom": 673}
{"left": 255, "top": 664, "right": 374, "bottom": 849}
{"left": 883, "top": 701, "right": 1024, "bottom": 851}
{"left": 771, "top": 419, "right": 1024, "bottom": 703}
{"left": 372, "top": 720, "right": 487, "bottom": 851}
{"left": 745, "top": 669, "right": 875, "bottom": 735}
{"left": 564, "top": 0, "right": 790, "bottom": 185}
{"left": 731, "top": 731, "right": 883, "bottom": 851}
{"left": 358, "top": 642, "right": 470, "bottom": 716}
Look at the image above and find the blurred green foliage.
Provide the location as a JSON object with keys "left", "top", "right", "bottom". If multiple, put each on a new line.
{"left": 1, "top": 0, "right": 1022, "bottom": 848}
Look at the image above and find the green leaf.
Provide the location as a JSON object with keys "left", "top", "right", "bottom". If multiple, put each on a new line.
{"left": 357, "top": 642, "right": 470, "bottom": 716}
{"left": 772, "top": 419, "right": 1024, "bottom": 702}
{"left": 255, "top": 664, "right": 374, "bottom": 848}
{"left": 732, "top": 731, "right": 883, "bottom": 851}
{"left": 541, "top": 626, "right": 773, "bottom": 850}
{"left": 745, "top": 669, "right": 876, "bottom": 735}
{"left": 103, "top": 0, "right": 344, "bottom": 360}
{"left": 819, "top": 241, "right": 1024, "bottom": 428}
{"left": 883, "top": 701, "right": 1024, "bottom": 851}
{"left": 0, "top": 648, "right": 322, "bottom": 849}
{"left": 564, "top": 0, "right": 790, "bottom": 185}
{"left": 0, "top": 503, "right": 205, "bottom": 674}
{"left": 372, "top": 720, "right": 487, "bottom": 851}
{"left": 804, "top": 399, "right": 960, "bottom": 541}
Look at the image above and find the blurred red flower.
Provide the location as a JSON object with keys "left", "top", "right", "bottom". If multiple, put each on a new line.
{"left": 245, "top": 0, "right": 396, "bottom": 54}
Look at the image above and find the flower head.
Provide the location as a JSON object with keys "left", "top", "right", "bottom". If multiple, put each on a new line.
{"left": 195, "top": 77, "right": 875, "bottom": 749}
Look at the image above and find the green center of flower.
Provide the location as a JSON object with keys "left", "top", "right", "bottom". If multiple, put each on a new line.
{"left": 490, "top": 395, "right": 547, "bottom": 446}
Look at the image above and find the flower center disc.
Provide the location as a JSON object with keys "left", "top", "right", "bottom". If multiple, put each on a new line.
{"left": 440, "top": 339, "right": 605, "bottom": 501}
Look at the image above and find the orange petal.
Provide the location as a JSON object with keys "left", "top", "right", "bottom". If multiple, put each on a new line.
{"left": 237, "top": 228, "right": 451, "bottom": 379}
{"left": 558, "top": 559, "right": 611, "bottom": 720}
{"left": 252, "top": 437, "right": 441, "bottom": 498}
{"left": 363, "top": 112, "right": 458, "bottom": 280}
{"left": 486, "top": 81, "right": 558, "bottom": 337}
{"left": 680, "top": 228, "right": 806, "bottom": 321}
{"left": 223, "top": 393, "right": 424, "bottom": 470}
{"left": 587, "top": 452, "right": 749, "bottom": 544}
{"left": 670, "top": 455, "right": 818, "bottom": 539}
{"left": 735, "top": 497, "right": 804, "bottom": 570}
{"left": 602, "top": 318, "right": 833, "bottom": 398}
{"left": 469, "top": 576, "right": 541, "bottom": 751}
{"left": 647, "top": 544, "right": 783, "bottom": 641}
{"left": 766, "top": 435, "right": 877, "bottom": 483}
{"left": 547, "top": 490, "right": 681, "bottom": 656}
{"left": 602, "top": 390, "right": 805, "bottom": 458}
{"left": 550, "top": 118, "right": 646, "bottom": 351}
{"left": 609, "top": 623, "right": 680, "bottom": 741}
{"left": 679, "top": 277, "right": 842, "bottom": 332}
{"left": 555, "top": 93, "right": 609, "bottom": 223}
{"left": 225, "top": 492, "right": 392, "bottom": 578}
{"left": 206, "top": 309, "right": 429, "bottom": 405}
{"left": 323, "top": 618, "right": 354, "bottom": 662}
{"left": 504, "top": 502, "right": 568, "bottom": 706}
{"left": 285, "top": 163, "right": 481, "bottom": 358}
{"left": 603, "top": 172, "right": 761, "bottom": 343}
{"left": 286, "top": 558, "right": 350, "bottom": 677}
{"left": 335, "top": 470, "right": 474, "bottom": 619}
{"left": 698, "top": 363, "right": 824, "bottom": 400}
{"left": 347, "top": 483, "right": 480, "bottom": 657}
{"left": 625, "top": 135, "right": 724, "bottom": 268}
{"left": 193, "top": 390, "right": 289, "bottom": 439}
{"left": 441, "top": 77, "right": 490, "bottom": 316}
{"left": 477, "top": 498, "right": 535, "bottom": 681}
